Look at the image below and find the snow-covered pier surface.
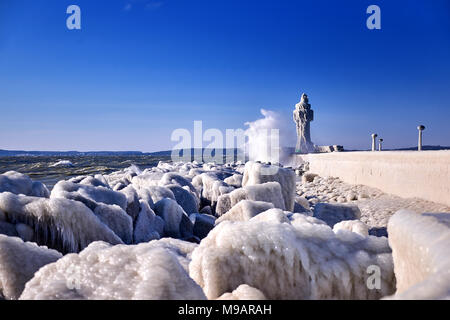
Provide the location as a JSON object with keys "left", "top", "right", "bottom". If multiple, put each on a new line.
{"left": 0, "top": 160, "right": 449, "bottom": 300}
{"left": 292, "top": 150, "right": 450, "bottom": 207}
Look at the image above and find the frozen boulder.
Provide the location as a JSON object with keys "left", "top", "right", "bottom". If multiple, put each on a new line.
{"left": 31, "top": 181, "right": 50, "bottom": 198}
{"left": 189, "top": 213, "right": 215, "bottom": 239}
{"left": 386, "top": 210, "right": 450, "bottom": 299}
{"left": 333, "top": 220, "right": 369, "bottom": 237}
{"left": 216, "top": 182, "right": 285, "bottom": 216}
{"left": 217, "top": 284, "right": 266, "bottom": 300}
{"left": 224, "top": 174, "right": 243, "bottom": 188}
{"left": 154, "top": 198, "right": 193, "bottom": 239}
{"left": 313, "top": 203, "right": 361, "bottom": 227}
{"left": 118, "top": 185, "right": 141, "bottom": 222}
{"left": 51, "top": 181, "right": 127, "bottom": 211}
{"left": 0, "top": 221, "right": 18, "bottom": 237}
{"left": 166, "top": 185, "right": 199, "bottom": 215}
{"left": 93, "top": 204, "right": 133, "bottom": 244}
{"left": 0, "top": 171, "right": 49, "bottom": 198}
{"left": 189, "top": 217, "right": 395, "bottom": 300}
{"left": 79, "top": 176, "right": 109, "bottom": 188}
{"left": 142, "top": 186, "right": 175, "bottom": 204}
{"left": 242, "top": 161, "right": 296, "bottom": 212}
{"left": 133, "top": 201, "right": 164, "bottom": 243}
{"left": 15, "top": 223, "right": 35, "bottom": 242}
{"left": 215, "top": 200, "right": 274, "bottom": 224}
{"left": 131, "top": 173, "right": 161, "bottom": 190}
{"left": 0, "top": 192, "right": 123, "bottom": 253}
{"left": 159, "top": 172, "right": 197, "bottom": 196}
{"left": 0, "top": 235, "right": 62, "bottom": 300}
{"left": 20, "top": 240, "right": 206, "bottom": 300}
{"left": 192, "top": 173, "right": 234, "bottom": 207}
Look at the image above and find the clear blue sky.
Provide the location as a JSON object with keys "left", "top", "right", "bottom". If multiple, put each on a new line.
{"left": 0, "top": 0, "right": 449, "bottom": 152}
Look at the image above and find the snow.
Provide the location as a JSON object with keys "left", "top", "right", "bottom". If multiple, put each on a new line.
{"left": 50, "top": 160, "right": 74, "bottom": 168}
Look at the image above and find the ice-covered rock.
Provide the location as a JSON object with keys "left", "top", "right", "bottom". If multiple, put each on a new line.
{"left": 333, "top": 220, "right": 369, "bottom": 237}
{"left": 93, "top": 204, "right": 133, "bottom": 244}
{"left": 224, "top": 174, "right": 243, "bottom": 188}
{"left": 242, "top": 161, "right": 296, "bottom": 211}
{"left": 0, "top": 192, "right": 123, "bottom": 253}
{"left": 189, "top": 213, "right": 215, "bottom": 239}
{"left": 131, "top": 173, "right": 161, "bottom": 190}
{"left": 0, "top": 235, "right": 62, "bottom": 300}
{"left": 0, "top": 221, "right": 18, "bottom": 237}
{"left": 216, "top": 182, "right": 285, "bottom": 216}
{"left": 154, "top": 198, "right": 193, "bottom": 239}
{"left": 118, "top": 185, "right": 141, "bottom": 222}
{"left": 15, "top": 223, "right": 35, "bottom": 242}
{"left": 140, "top": 185, "right": 176, "bottom": 204}
{"left": 215, "top": 200, "right": 274, "bottom": 224}
{"left": 159, "top": 172, "right": 197, "bottom": 196}
{"left": 0, "top": 171, "right": 49, "bottom": 198}
{"left": 31, "top": 181, "right": 50, "bottom": 198}
{"left": 166, "top": 185, "right": 199, "bottom": 215}
{"left": 313, "top": 203, "right": 361, "bottom": 227}
{"left": 20, "top": 240, "right": 206, "bottom": 300}
{"left": 192, "top": 173, "right": 234, "bottom": 208}
{"left": 189, "top": 216, "right": 395, "bottom": 300}
{"left": 386, "top": 210, "right": 450, "bottom": 299}
{"left": 79, "top": 176, "right": 109, "bottom": 188}
{"left": 217, "top": 284, "right": 266, "bottom": 300}
{"left": 51, "top": 181, "right": 128, "bottom": 211}
{"left": 133, "top": 201, "right": 164, "bottom": 243}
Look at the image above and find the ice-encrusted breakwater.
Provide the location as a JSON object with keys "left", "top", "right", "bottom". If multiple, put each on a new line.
{"left": 0, "top": 160, "right": 449, "bottom": 300}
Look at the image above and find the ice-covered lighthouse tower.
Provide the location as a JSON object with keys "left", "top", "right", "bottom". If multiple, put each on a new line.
{"left": 293, "top": 93, "right": 314, "bottom": 153}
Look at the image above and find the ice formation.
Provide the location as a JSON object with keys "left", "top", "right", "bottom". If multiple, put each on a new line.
{"left": 51, "top": 181, "right": 128, "bottom": 211}
{"left": 0, "top": 171, "right": 49, "bottom": 198}
{"left": 386, "top": 210, "right": 450, "bottom": 299}
{"left": 189, "top": 213, "right": 216, "bottom": 239}
{"left": 133, "top": 201, "right": 164, "bottom": 243}
{"left": 154, "top": 198, "right": 193, "bottom": 239}
{"left": 333, "top": 220, "right": 369, "bottom": 237}
{"left": 242, "top": 161, "right": 296, "bottom": 211}
{"left": 1, "top": 161, "right": 448, "bottom": 301}
{"left": 215, "top": 200, "right": 274, "bottom": 224}
{"left": 0, "top": 192, "right": 123, "bottom": 253}
{"left": 20, "top": 239, "right": 206, "bottom": 300}
{"left": 189, "top": 214, "right": 395, "bottom": 300}
{"left": 166, "top": 184, "right": 199, "bottom": 215}
{"left": 0, "top": 235, "right": 62, "bottom": 300}
{"left": 216, "top": 182, "right": 285, "bottom": 216}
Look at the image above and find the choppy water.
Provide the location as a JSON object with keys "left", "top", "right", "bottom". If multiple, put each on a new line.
{"left": 0, "top": 155, "right": 170, "bottom": 189}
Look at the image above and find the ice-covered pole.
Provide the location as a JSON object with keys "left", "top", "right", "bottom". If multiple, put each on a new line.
{"left": 417, "top": 125, "right": 425, "bottom": 151}
{"left": 378, "top": 138, "right": 383, "bottom": 151}
{"left": 371, "top": 133, "right": 378, "bottom": 151}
